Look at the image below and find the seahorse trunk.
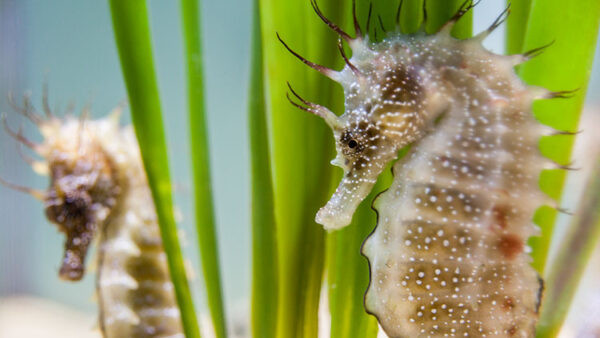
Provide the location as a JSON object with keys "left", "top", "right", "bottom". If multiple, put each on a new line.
{"left": 97, "top": 128, "right": 183, "bottom": 338}
{"left": 362, "top": 44, "right": 549, "bottom": 337}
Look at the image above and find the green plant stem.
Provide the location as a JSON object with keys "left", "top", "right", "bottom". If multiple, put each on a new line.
{"left": 518, "top": 0, "right": 600, "bottom": 274}
{"left": 425, "top": 0, "right": 472, "bottom": 38}
{"left": 108, "top": 1, "right": 201, "bottom": 337}
{"left": 505, "top": 0, "right": 532, "bottom": 54}
{"left": 400, "top": 0, "right": 424, "bottom": 34}
{"left": 260, "top": 0, "right": 346, "bottom": 336}
{"left": 327, "top": 175, "right": 389, "bottom": 338}
{"left": 538, "top": 154, "right": 600, "bottom": 337}
{"left": 249, "top": 0, "right": 278, "bottom": 337}
{"left": 180, "top": 0, "right": 227, "bottom": 337}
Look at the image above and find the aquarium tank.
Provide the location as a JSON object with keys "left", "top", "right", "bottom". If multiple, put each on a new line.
{"left": 0, "top": 0, "right": 599, "bottom": 337}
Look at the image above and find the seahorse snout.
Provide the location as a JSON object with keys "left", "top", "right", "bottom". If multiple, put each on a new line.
{"left": 316, "top": 173, "right": 376, "bottom": 230}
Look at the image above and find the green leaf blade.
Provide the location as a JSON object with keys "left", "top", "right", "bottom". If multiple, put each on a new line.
{"left": 249, "top": 0, "right": 278, "bottom": 337}
{"left": 505, "top": 0, "right": 533, "bottom": 55}
{"left": 180, "top": 0, "right": 228, "bottom": 337}
{"left": 260, "top": 0, "right": 347, "bottom": 336}
{"left": 425, "top": 0, "right": 472, "bottom": 38}
{"left": 109, "top": 1, "right": 201, "bottom": 337}
{"left": 327, "top": 177, "right": 388, "bottom": 338}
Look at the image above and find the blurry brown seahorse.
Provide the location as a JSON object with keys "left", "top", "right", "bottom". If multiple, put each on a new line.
{"left": 279, "top": 0, "right": 573, "bottom": 336}
{"left": 2, "top": 97, "right": 183, "bottom": 338}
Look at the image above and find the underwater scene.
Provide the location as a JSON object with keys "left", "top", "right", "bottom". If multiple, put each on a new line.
{"left": 1, "top": 0, "right": 599, "bottom": 337}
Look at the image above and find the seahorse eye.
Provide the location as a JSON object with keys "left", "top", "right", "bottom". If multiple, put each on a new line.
{"left": 341, "top": 131, "right": 363, "bottom": 155}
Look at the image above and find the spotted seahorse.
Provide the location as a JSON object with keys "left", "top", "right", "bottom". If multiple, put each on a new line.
{"left": 2, "top": 97, "right": 183, "bottom": 338}
{"left": 280, "top": 1, "right": 569, "bottom": 337}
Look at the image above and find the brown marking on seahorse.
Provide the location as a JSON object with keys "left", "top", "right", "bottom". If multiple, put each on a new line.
{"left": 497, "top": 234, "right": 524, "bottom": 260}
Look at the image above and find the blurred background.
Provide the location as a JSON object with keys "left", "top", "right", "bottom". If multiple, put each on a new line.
{"left": 0, "top": 0, "right": 598, "bottom": 337}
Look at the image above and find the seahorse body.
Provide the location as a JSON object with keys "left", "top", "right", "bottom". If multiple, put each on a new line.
{"left": 284, "top": 4, "right": 556, "bottom": 337}
{"left": 359, "top": 33, "right": 547, "bottom": 337}
{"left": 36, "top": 113, "right": 183, "bottom": 337}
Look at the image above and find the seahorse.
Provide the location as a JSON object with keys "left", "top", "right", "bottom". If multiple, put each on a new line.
{"left": 2, "top": 97, "right": 183, "bottom": 338}
{"left": 280, "top": 1, "right": 569, "bottom": 336}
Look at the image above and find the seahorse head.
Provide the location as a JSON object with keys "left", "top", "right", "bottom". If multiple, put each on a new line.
{"left": 28, "top": 115, "right": 121, "bottom": 281}
{"left": 284, "top": 35, "right": 449, "bottom": 230}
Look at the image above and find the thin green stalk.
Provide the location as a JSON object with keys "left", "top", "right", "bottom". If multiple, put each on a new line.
{"left": 518, "top": 0, "right": 600, "bottom": 274}
{"left": 538, "top": 154, "right": 600, "bottom": 337}
{"left": 180, "top": 0, "right": 227, "bottom": 337}
{"left": 327, "top": 177, "right": 388, "bottom": 338}
{"left": 400, "top": 0, "right": 424, "bottom": 34}
{"left": 108, "top": 1, "right": 201, "bottom": 337}
{"left": 260, "top": 0, "right": 346, "bottom": 336}
{"left": 505, "top": 0, "right": 532, "bottom": 54}
{"left": 249, "top": 0, "right": 278, "bottom": 337}
{"left": 425, "top": 0, "right": 472, "bottom": 38}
